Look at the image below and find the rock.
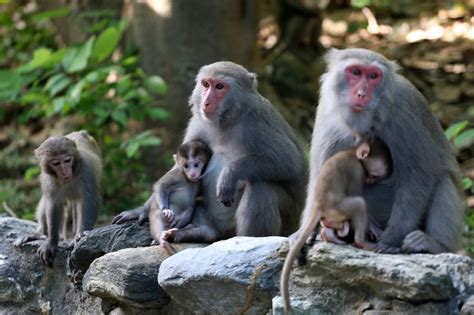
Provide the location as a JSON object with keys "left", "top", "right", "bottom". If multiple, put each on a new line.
{"left": 70, "top": 221, "right": 153, "bottom": 274}
{"left": 461, "top": 295, "right": 474, "bottom": 315}
{"left": 83, "top": 243, "right": 205, "bottom": 310}
{"left": 272, "top": 242, "right": 474, "bottom": 314}
{"left": 0, "top": 217, "right": 101, "bottom": 314}
{"left": 158, "top": 236, "right": 287, "bottom": 314}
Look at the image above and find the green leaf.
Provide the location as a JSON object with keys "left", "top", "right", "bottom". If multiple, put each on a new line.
{"left": 463, "top": 178, "right": 473, "bottom": 190}
{"left": 24, "top": 166, "right": 41, "bottom": 181}
{"left": 30, "top": 7, "right": 71, "bottom": 22}
{"left": 92, "top": 27, "right": 120, "bottom": 62}
{"left": 0, "top": 70, "right": 21, "bottom": 101}
{"left": 111, "top": 110, "right": 127, "bottom": 126}
{"left": 445, "top": 120, "right": 468, "bottom": 141}
{"left": 125, "top": 142, "right": 140, "bottom": 158}
{"left": 20, "top": 91, "right": 49, "bottom": 105}
{"left": 454, "top": 128, "right": 474, "bottom": 147}
{"left": 69, "top": 80, "right": 85, "bottom": 101}
{"left": 45, "top": 73, "right": 71, "bottom": 96}
{"left": 144, "top": 75, "right": 167, "bottom": 95}
{"left": 147, "top": 108, "right": 170, "bottom": 120}
{"left": 62, "top": 37, "right": 95, "bottom": 73}
{"left": 28, "top": 48, "right": 52, "bottom": 69}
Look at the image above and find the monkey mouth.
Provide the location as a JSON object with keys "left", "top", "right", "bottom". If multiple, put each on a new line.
{"left": 351, "top": 104, "right": 365, "bottom": 112}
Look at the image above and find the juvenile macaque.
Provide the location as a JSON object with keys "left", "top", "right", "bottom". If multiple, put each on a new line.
{"left": 149, "top": 141, "right": 212, "bottom": 252}
{"left": 15, "top": 131, "right": 102, "bottom": 267}
{"left": 281, "top": 139, "right": 391, "bottom": 311}
{"left": 113, "top": 61, "right": 307, "bottom": 242}
{"left": 296, "top": 48, "right": 463, "bottom": 255}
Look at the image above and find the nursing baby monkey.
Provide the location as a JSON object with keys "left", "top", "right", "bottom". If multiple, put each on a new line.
{"left": 280, "top": 138, "right": 391, "bottom": 311}
{"left": 149, "top": 140, "right": 212, "bottom": 254}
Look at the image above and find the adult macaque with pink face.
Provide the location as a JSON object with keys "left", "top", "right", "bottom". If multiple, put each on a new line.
{"left": 113, "top": 62, "right": 307, "bottom": 243}
{"left": 295, "top": 48, "right": 463, "bottom": 255}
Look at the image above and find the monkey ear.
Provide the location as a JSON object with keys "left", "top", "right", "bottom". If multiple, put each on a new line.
{"left": 356, "top": 143, "right": 370, "bottom": 160}
{"left": 248, "top": 72, "right": 258, "bottom": 89}
{"left": 388, "top": 60, "right": 401, "bottom": 73}
{"left": 172, "top": 154, "right": 177, "bottom": 163}
{"left": 324, "top": 48, "right": 341, "bottom": 69}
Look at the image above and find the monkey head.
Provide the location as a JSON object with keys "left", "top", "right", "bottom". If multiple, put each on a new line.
{"left": 35, "top": 136, "right": 80, "bottom": 183}
{"left": 322, "top": 48, "right": 399, "bottom": 134}
{"left": 356, "top": 139, "right": 392, "bottom": 184}
{"left": 176, "top": 141, "right": 212, "bottom": 182}
{"left": 190, "top": 61, "right": 257, "bottom": 125}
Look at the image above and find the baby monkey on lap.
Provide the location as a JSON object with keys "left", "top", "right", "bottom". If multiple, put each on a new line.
{"left": 149, "top": 140, "right": 212, "bottom": 254}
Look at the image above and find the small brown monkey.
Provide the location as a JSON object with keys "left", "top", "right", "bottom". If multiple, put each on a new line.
{"left": 149, "top": 141, "right": 212, "bottom": 254}
{"left": 280, "top": 139, "right": 391, "bottom": 311}
{"left": 15, "top": 130, "right": 102, "bottom": 267}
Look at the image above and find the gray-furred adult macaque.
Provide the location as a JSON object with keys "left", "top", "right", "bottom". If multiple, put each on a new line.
{"left": 113, "top": 61, "right": 307, "bottom": 242}
{"left": 281, "top": 139, "right": 391, "bottom": 311}
{"left": 15, "top": 131, "right": 102, "bottom": 267}
{"left": 149, "top": 141, "right": 212, "bottom": 253}
{"left": 297, "top": 48, "right": 464, "bottom": 255}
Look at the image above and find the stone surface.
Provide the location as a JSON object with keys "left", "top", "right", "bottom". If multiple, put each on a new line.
{"left": 83, "top": 243, "right": 205, "bottom": 310}
{"left": 158, "top": 236, "right": 287, "bottom": 315}
{"left": 272, "top": 241, "right": 474, "bottom": 314}
{"left": 70, "top": 221, "right": 153, "bottom": 274}
{"left": 0, "top": 217, "right": 101, "bottom": 314}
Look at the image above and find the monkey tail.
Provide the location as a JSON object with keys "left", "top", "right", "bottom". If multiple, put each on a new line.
{"left": 280, "top": 204, "right": 322, "bottom": 312}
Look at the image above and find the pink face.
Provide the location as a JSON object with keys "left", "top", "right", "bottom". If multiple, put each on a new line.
{"left": 200, "top": 77, "right": 229, "bottom": 116}
{"left": 344, "top": 64, "right": 383, "bottom": 112}
{"left": 182, "top": 157, "right": 205, "bottom": 182}
{"left": 49, "top": 154, "right": 74, "bottom": 182}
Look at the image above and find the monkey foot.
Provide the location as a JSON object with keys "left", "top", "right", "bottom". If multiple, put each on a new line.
{"left": 37, "top": 241, "right": 57, "bottom": 268}
{"left": 353, "top": 240, "right": 377, "bottom": 251}
{"left": 320, "top": 227, "right": 348, "bottom": 245}
{"left": 14, "top": 234, "right": 46, "bottom": 247}
{"left": 375, "top": 243, "right": 401, "bottom": 254}
{"left": 160, "top": 228, "right": 178, "bottom": 243}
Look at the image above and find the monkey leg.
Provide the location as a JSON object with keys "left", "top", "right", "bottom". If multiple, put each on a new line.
{"left": 173, "top": 224, "right": 219, "bottom": 243}
{"left": 338, "top": 196, "right": 376, "bottom": 251}
{"left": 402, "top": 176, "right": 463, "bottom": 254}
{"left": 235, "top": 182, "right": 282, "bottom": 237}
{"left": 320, "top": 227, "right": 348, "bottom": 245}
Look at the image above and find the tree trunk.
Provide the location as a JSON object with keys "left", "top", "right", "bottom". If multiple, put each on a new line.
{"left": 131, "top": 0, "right": 260, "bottom": 146}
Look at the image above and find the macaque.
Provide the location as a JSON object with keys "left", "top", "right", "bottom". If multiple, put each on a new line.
{"left": 296, "top": 48, "right": 463, "bottom": 255}
{"left": 281, "top": 139, "right": 391, "bottom": 311}
{"left": 149, "top": 141, "right": 212, "bottom": 252}
{"left": 15, "top": 131, "right": 102, "bottom": 267}
{"left": 113, "top": 61, "right": 307, "bottom": 243}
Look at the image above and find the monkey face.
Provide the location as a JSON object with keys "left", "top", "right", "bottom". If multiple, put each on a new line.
{"left": 48, "top": 154, "right": 75, "bottom": 182}
{"left": 181, "top": 157, "right": 206, "bottom": 182}
{"left": 199, "top": 77, "right": 229, "bottom": 119}
{"left": 344, "top": 64, "right": 383, "bottom": 112}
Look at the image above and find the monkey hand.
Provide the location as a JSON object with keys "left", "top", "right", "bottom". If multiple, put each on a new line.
{"left": 216, "top": 170, "right": 236, "bottom": 207}
{"left": 37, "top": 240, "right": 57, "bottom": 267}
{"left": 162, "top": 209, "right": 176, "bottom": 224}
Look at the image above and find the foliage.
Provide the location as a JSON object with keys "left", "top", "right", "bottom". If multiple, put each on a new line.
{"left": 0, "top": 4, "right": 169, "bottom": 216}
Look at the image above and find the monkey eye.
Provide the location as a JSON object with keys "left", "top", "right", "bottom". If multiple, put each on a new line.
{"left": 215, "top": 83, "right": 224, "bottom": 90}
{"left": 352, "top": 68, "right": 361, "bottom": 76}
{"left": 64, "top": 157, "right": 72, "bottom": 164}
{"left": 184, "top": 163, "right": 189, "bottom": 169}
{"left": 202, "top": 81, "right": 209, "bottom": 88}
{"left": 369, "top": 72, "right": 378, "bottom": 80}
{"left": 51, "top": 161, "right": 60, "bottom": 167}
{"left": 194, "top": 163, "right": 199, "bottom": 168}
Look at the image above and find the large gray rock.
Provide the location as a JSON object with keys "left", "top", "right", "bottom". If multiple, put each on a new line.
{"left": 83, "top": 244, "right": 205, "bottom": 313}
{"left": 0, "top": 217, "right": 101, "bottom": 314}
{"left": 273, "top": 241, "right": 474, "bottom": 314}
{"left": 158, "top": 236, "right": 287, "bottom": 314}
{"left": 70, "top": 221, "right": 153, "bottom": 274}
